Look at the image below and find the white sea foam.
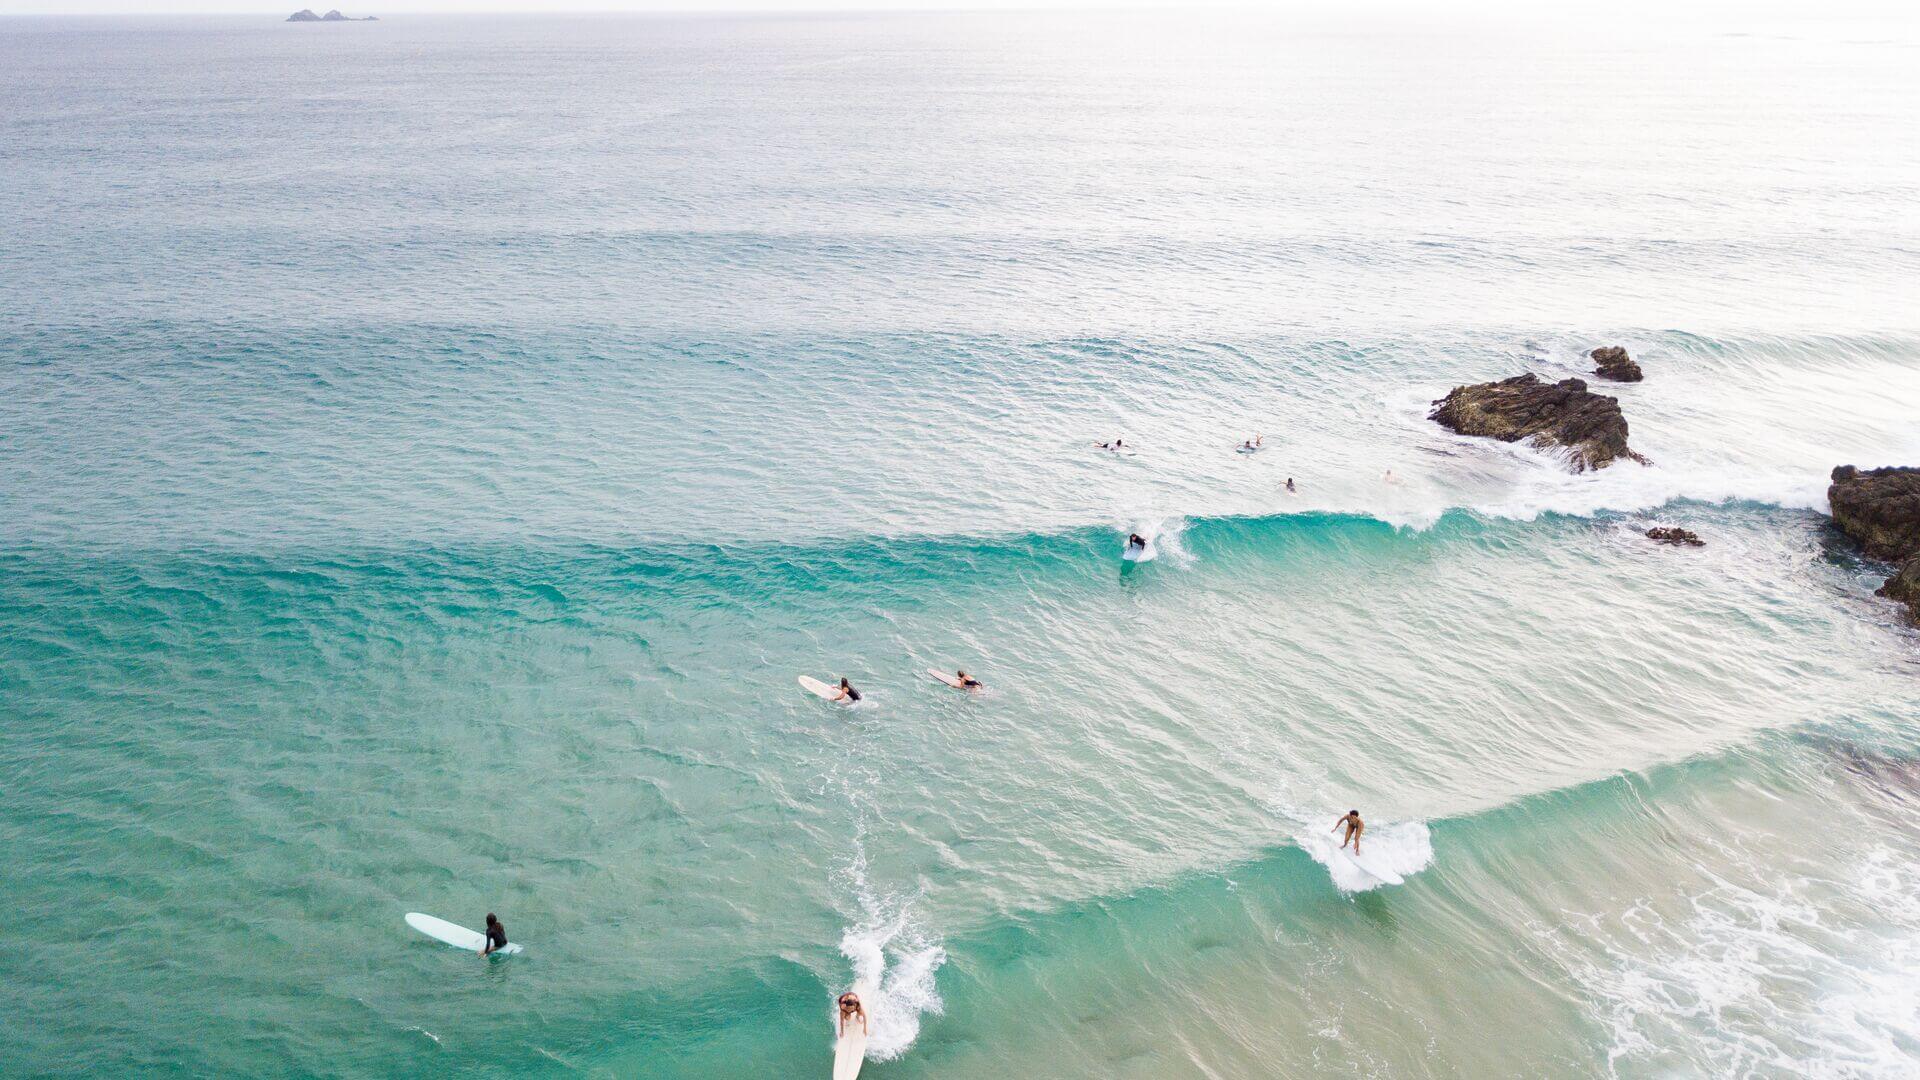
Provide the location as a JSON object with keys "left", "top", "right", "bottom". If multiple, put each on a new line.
{"left": 1554, "top": 846, "right": 1920, "bottom": 1079}
{"left": 1297, "top": 819, "right": 1435, "bottom": 895}
{"left": 832, "top": 837, "right": 946, "bottom": 1063}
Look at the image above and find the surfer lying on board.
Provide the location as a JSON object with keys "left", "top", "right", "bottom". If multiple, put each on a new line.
{"left": 1334, "top": 810, "right": 1364, "bottom": 855}
{"left": 833, "top": 678, "right": 862, "bottom": 704}
{"left": 480, "top": 913, "right": 507, "bottom": 957}
{"left": 838, "top": 992, "right": 869, "bottom": 1038}
{"left": 1095, "top": 438, "right": 1125, "bottom": 451}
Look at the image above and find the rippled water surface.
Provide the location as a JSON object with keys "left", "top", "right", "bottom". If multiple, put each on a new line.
{"left": 4, "top": 9, "right": 1920, "bottom": 1078}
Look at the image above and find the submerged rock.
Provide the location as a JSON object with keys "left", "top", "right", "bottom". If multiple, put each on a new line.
{"left": 1590, "top": 345, "right": 1644, "bottom": 382}
{"left": 1428, "top": 374, "right": 1647, "bottom": 472}
{"left": 1829, "top": 464, "right": 1920, "bottom": 620}
{"left": 1646, "top": 527, "right": 1703, "bottom": 547}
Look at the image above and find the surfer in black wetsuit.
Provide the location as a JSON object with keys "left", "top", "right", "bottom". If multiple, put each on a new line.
{"left": 480, "top": 913, "right": 507, "bottom": 956}
{"left": 1333, "top": 810, "right": 1364, "bottom": 855}
{"left": 1286, "top": 477, "right": 1296, "bottom": 492}
{"left": 1127, "top": 533, "right": 1148, "bottom": 551}
{"left": 835, "top": 678, "right": 861, "bottom": 703}
{"left": 955, "top": 669, "right": 981, "bottom": 689}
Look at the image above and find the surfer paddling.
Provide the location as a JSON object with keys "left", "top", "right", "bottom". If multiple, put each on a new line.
{"left": 479, "top": 913, "right": 507, "bottom": 957}
{"left": 837, "top": 992, "right": 869, "bottom": 1038}
{"left": 1333, "top": 810, "right": 1365, "bottom": 855}
{"left": 1095, "top": 438, "right": 1126, "bottom": 451}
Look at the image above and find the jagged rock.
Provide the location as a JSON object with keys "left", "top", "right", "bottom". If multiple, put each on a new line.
{"left": 321, "top": 9, "right": 349, "bottom": 19}
{"left": 1829, "top": 465, "right": 1920, "bottom": 620}
{"left": 1646, "top": 527, "right": 1703, "bottom": 547}
{"left": 287, "top": 8, "right": 320, "bottom": 19}
{"left": 1591, "top": 345, "right": 1643, "bottom": 382}
{"left": 1880, "top": 556, "right": 1920, "bottom": 611}
{"left": 1428, "top": 374, "right": 1647, "bottom": 472}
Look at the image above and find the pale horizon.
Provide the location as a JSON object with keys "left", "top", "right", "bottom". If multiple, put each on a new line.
{"left": 5, "top": 0, "right": 1917, "bottom": 20}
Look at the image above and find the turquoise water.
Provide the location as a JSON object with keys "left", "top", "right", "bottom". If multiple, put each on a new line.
{"left": 5, "top": 10, "right": 1920, "bottom": 1078}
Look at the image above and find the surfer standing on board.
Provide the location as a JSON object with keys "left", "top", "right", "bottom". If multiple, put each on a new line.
{"left": 479, "top": 913, "right": 507, "bottom": 956}
{"left": 1127, "top": 533, "right": 1148, "bottom": 551}
{"left": 1334, "top": 810, "right": 1365, "bottom": 855}
{"left": 838, "top": 992, "right": 868, "bottom": 1038}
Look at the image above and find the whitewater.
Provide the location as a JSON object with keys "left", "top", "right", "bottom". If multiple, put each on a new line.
{"left": 4, "top": 8, "right": 1919, "bottom": 1079}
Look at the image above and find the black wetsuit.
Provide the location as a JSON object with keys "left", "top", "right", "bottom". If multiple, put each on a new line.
{"left": 485, "top": 921, "right": 507, "bottom": 952}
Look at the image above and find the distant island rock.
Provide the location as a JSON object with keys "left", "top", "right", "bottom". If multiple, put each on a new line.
{"left": 1828, "top": 465, "right": 1920, "bottom": 620}
{"left": 287, "top": 9, "right": 378, "bottom": 20}
{"left": 1646, "top": 526, "right": 1703, "bottom": 547}
{"left": 1590, "top": 345, "right": 1644, "bottom": 382}
{"left": 1429, "top": 373, "right": 1647, "bottom": 472}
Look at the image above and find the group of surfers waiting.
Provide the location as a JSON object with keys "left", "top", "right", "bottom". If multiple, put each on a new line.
{"left": 1096, "top": 435, "right": 1298, "bottom": 493}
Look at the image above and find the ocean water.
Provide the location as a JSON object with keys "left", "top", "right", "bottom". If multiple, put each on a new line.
{"left": 4, "top": 9, "right": 1920, "bottom": 1078}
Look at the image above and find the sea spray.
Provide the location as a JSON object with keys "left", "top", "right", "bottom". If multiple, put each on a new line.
{"left": 1297, "top": 820, "right": 1435, "bottom": 895}
{"left": 831, "top": 828, "right": 946, "bottom": 1062}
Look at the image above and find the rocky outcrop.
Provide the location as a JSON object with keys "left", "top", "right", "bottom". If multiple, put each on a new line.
{"left": 287, "top": 8, "right": 320, "bottom": 19}
{"left": 1591, "top": 346, "right": 1643, "bottom": 382}
{"left": 1828, "top": 465, "right": 1920, "bottom": 620}
{"left": 289, "top": 8, "right": 376, "bottom": 19}
{"left": 1646, "top": 527, "right": 1703, "bottom": 547}
{"left": 1429, "top": 374, "right": 1647, "bottom": 472}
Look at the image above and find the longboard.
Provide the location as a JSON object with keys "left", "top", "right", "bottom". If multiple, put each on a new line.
{"left": 927, "top": 668, "right": 977, "bottom": 690}
{"left": 406, "top": 912, "right": 522, "bottom": 955}
{"left": 832, "top": 981, "right": 876, "bottom": 1080}
{"left": 1335, "top": 847, "right": 1404, "bottom": 885}
{"left": 800, "top": 675, "right": 847, "bottom": 703}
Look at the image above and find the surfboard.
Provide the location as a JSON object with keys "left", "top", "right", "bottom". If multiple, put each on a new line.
{"left": 832, "top": 981, "right": 876, "bottom": 1080}
{"left": 800, "top": 675, "right": 846, "bottom": 703}
{"left": 406, "top": 912, "right": 522, "bottom": 955}
{"left": 1335, "top": 847, "right": 1404, "bottom": 885}
{"left": 1122, "top": 541, "right": 1156, "bottom": 563}
{"left": 927, "top": 668, "right": 977, "bottom": 690}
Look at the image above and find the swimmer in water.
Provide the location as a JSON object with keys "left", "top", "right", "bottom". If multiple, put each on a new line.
{"left": 479, "top": 913, "right": 507, "bottom": 957}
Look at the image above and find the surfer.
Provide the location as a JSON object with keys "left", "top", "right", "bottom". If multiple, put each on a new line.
{"left": 953, "top": 669, "right": 982, "bottom": 689}
{"left": 837, "top": 992, "right": 869, "bottom": 1039}
{"left": 1096, "top": 438, "right": 1125, "bottom": 451}
{"left": 1285, "top": 477, "right": 1296, "bottom": 492}
{"left": 1127, "top": 533, "right": 1148, "bottom": 551}
{"left": 479, "top": 913, "right": 507, "bottom": 957}
{"left": 1333, "top": 810, "right": 1365, "bottom": 855}
{"left": 833, "top": 677, "right": 862, "bottom": 704}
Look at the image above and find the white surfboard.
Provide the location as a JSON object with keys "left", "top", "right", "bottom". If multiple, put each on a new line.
{"left": 1122, "top": 541, "right": 1156, "bottom": 563}
{"left": 406, "top": 912, "right": 522, "bottom": 955}
{"left": 927, "top": 668, "right": 978, "bottom": 690}
{"left": 1335, "top": 847, "right": 1404, "bottom": 885}
{"left": 800, "top": 675, "right": 847, "bottom": 703}
{"left": 832, "top": 981, "right": 876, "bottom": 1080}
